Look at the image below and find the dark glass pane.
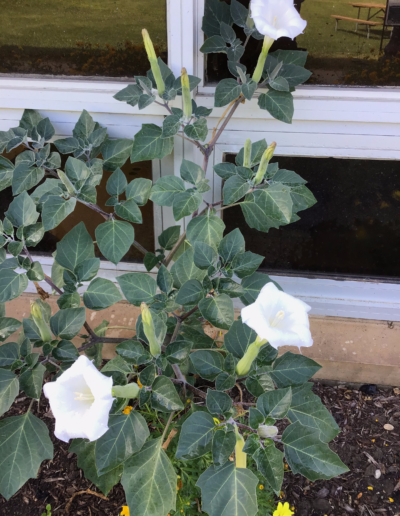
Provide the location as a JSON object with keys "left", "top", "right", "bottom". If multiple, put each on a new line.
{"left": 206, "top": 0, "right": 400, "bottom": 86}
{"left": 223, "top": 154, "right": 400, "bottom": 279}
{"left": 0, "top": 146, "right": 154, "bottom": 261}
{"left": 0, "top": 0, "right": 167, "bottom": 77}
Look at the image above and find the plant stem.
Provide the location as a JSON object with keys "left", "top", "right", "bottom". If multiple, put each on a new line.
{"left": 161, "top": 411, "right": 176, "bottom": 442}
{"left": 170, "top": 378, "right": 207, "bottom": 399}
{"left": 163, "top": 231, "right": 186, "bottom": 267}
{"left": 207, "top": 96, "right": 243, "bottom": 152}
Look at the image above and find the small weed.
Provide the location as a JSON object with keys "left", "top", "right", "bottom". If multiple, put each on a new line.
{"left": 41, "top": 504, "right": 52, "bottom": 516}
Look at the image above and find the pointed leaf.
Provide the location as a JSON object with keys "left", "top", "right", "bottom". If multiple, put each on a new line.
{"left": 42, "top": 196, "right": 76, "bottom": 231}
{"left": 106, "top": 168, "right": 127, "bottom": 195}
{"left": 176, "top": 411, "right": 216, "bottom": 460}
{"left": 83, "top": 278, "right": 123, "bottom": 311}
{"left": 50, "top": 307, "right": 86, "bottom": 340}
{"left": 0, "top": 270, "right": 28, "bottom": 302}
{"left": 271, "top": 352, "right": 322, "bottom": 387}
{"left": 253, "top": 442, "right": 284, "bottom": 495}
{"left": 206, "top": 389, "right": 232, "bottom": 415}
{"left": 199, "top": 294, "right": 234, "bottom": 330}
{"left": 5, "top": 191, "right": 39, "bottom": 228}
{"left": 190, "top": 350, "right": 224, "bottom": 381}
{"left": 96, "top": 220, "right": 135, "bottom": 265}
{"left": 117, "top": 272, "right": 157, "bottom": 306}
{"left": 171, "top": 247, "right": 206, "bottom": 288}
{"left": 257, "top": 388, "right": 292, "bottom": 419}
{"left": 131, "top": 124, "right": 174, "bottom": 163}
{"left": 0, "top": 369, "right": 19, "bottom": 417}
{"left": 186, "top": 214, "right": 225, "bottom": 248}
{"left": 56, "top": 222, "right": 94, "bottom": 272}
{"left": 258, "top": 90, "right": 294, "bottom": 124}
{"left": 151, "top": 375, "right": 184, "bottom": 412}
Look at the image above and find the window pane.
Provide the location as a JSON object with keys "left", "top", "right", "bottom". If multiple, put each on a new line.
{"left": 0, "top": 0, "right": 167, "bottom": 77}
{"left": 0, "top": 146, "right": 154, "bottom": 261}
{"left": 223, "top": 154, "right": 400, "bottom": 279}
{"left": 206, "top": 0, "right": 400, "bottom": 86}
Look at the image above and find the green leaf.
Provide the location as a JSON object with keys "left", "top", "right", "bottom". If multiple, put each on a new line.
{"left": 65, "top": 157, "right": 90, "bottom": 184}
{"left": 54, "top": 137, "right": 80, "bottom": 154}
{"left": 240, "top": 272, "right": 273, "bottom": 305}
{"left": 165, "top": 340, "right": 192, "bottom": 365}
{"left": 199, "top": 294, "right": 234, "bottom": 330}
{"left": 213, "top": 429, "right": 236, "bottom": 468}
{"left": 117, "top": 272, "right": 157, "bottom": 306}
{"left": 23, "top": 223, "right": 44, "bottom": 247}
{"left": 215, "top": 79, "right": 241, "bottom": 108}
{"left": 280, "top": 64, "right": 312, "bottom": 87}
{"left": 287, "top": 383, "right": 340, "bottom": 442}
{"left": 184, "top": 118, "right": 208, "bottom": 142}
{"left": 5, "top": 191, "right": 39, "bottom": 228}
{"left": 176, "top": 411, "right": 216, "bottom": 460}
{"left": 180, "top": 160, "right": 205, "bottom": 186}
{"left": 197, "top": 462, "right": 258, "bottom": 516}
{"left": 52, "top": 340, "right": 79, "bottom": 361}
{"left": 95, "top": 411, "right": 149, "bottom": 474}
{"left": 258, "top": 90, "right": 294, "bottom": 124}
{"left": 150, "top": 176, "right": 185, "bottom": 207}
{"left": 157, "top": 265, "right": 173, "bottom": 295}
{"left": 203, "top": 0, "right": 232, "bottom": 36}
{"left": 0, "top": 317, "right": 21, "bottom": 342}
{"left": 83, "top": 278, "right": 123, "bottom": 311}
{"left": 96, "top": 220, "right": 135, "bottom": 265}
{"left": 72, "top": 109, "right": 95, "bottom": 139}
{"left": 0, "top": 270, "right": 28, "bottom": 302}
{"left": 249, "top": 407, "right": 265, "bottom": 430}
{"left": 158, "top": 226, "right": 180, "bottom": 250}
{"left": 269, "top": 76, "right": 290, "bottom": 92}
{"left": 230, "top": 0, "right": 248, "bottom": 27}
{"left": 74, "top": 257, "right": 100, "bottom": 282}
{"left": 223, "top": 175, "right": 250, "bottom": 205}
{"left": 50, "top": 307, "right": 86, "bottom": 340}
{"left": 215, "top": 372, "right": 236, "bottom": 391}
{"left": 55, "top": 222, "right": 94, "bottom": 272}
{"left": 193, "top": 241, "right": 218, "bottom": 270}
{"left": 171, "top": 248, "right": 206, "bottom": 288}
{"left": 100, "top": 139, "right": 132, "bottom": 172}
{"left": 241, "top": 80, "right": 257, "bottom": 101}
{"left": 206, "top": 389, "right": 232, "bottom": 415}
{"left": 69, "top": 439, "right": 122, "bottom": 496}
{"left": 290, "top": 185, "right": 317, "bottom": 213}
{"left": 253, "top": 442, "right": 284, "bottom": 495}
{"left": 131, "top": 124, "right": 174, "bottom": 163}
{"left": 246, "top": 375, "right": 274, "bottom": 398}
{"left": 200, "top": 35, "right": 227, "bottom": 54}
{"left": 143, "top": 252, "right": 159, "bottom": 272}
{"left": 162, "top": 115, "right": 181, "bottom": 138}
{"left": 125, "top": 178, "right": 153, "bottom": 206}
{"left": 27, "top": 261, "right": 45, "bottom": 282}
{"left": 7, "top": 241, "right": 23, "bottom": 257}
{"left": 282, "top": 421, "right": 349, "bottom": 481}
{"left": 213, "top": 162, "right": 236, "bottom": 180}
{"left": 42, "top": 196, "right": 76, "bottom": 231}
{"left": 19, "top": 363, "right": 46, "bottom": 399}
{"left": 116, "top": 340, "right": 151, "bottom": 366}
{"left": 257, "top": 387, "right": 292, "bottom": 419}
{"left": 151, "top": 375, "right": 184, "bottom": 412}
{"left": 257, "top": 345, "right": 279, "bottom": 366}
{"left": 270, "top": 49, "right": 308, "bottom": 67}
{"left": 218, "top": 229, "right": 244, "bottom": 263}
{"left": 224, "top": 319, "right": 257, "bottom": 359}
{"left": 12, "top": 164, "right": 44, "bottom": 195}
{"left": 139, "top": 364, "right": 156, "bottom": 386}
{"left": 101, "top": 355, "right": 132, "bottom": 376}
{"left": 186, "top": 214, "right": 225, "bottom": 248}
{"left": 0, "top": 156, "right": 14, "bottom": 192}
{"left": 114, "top": 84, "right": 143, "bottom": 107}
{"left": 190, "top": 350, "right": 224, "bottom": 381}
{"left": 0, "top": 412, "right": 53, "bottom": 500}
{"left": 0, "top": 342, "right": 20, "bottom": 367}
{"left": 271, "top": 352, "right": 322, "bottom": 388}
{"left": 0, "top": 369, "right": 19, "bottom": 417}
{"left": 232, "top": 251, "right": 264, "bottom": 279}
{"left": 173, "top": 190, "right": 202, "bottom": 221}
{"left": 106, "top": 168, "right": 127, "bottom": 195}
{"left": 19, "top": 109, "right": 43, "bottom": 135}
{"left": 122, "top": 438, "right": 177, "bottom": 516}
{"left": 176, "top": 279, "right": 204, "bottom": 306}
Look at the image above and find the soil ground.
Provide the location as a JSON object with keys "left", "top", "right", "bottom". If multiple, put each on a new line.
{"left": 1, "top": 382, "right": 400, "bottom": 515}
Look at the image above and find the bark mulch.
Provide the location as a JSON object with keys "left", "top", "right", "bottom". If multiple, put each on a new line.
{"left": 1, "top": 382, "right": 400, "bottom": 515}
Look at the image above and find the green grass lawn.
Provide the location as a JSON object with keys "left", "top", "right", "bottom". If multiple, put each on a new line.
{"left": 0, "top": 0, "right": 167, "bottom": 50}
{"left": 297, "top": 0, "right": 387, "bottom": 60}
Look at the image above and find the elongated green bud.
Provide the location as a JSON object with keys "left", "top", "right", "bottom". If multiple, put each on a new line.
{"left": 141, "top": 302, "right": 161, "bottom": 357}
{"left": 236, "top": 336, "right": 267, "bottom": 376}
{"left": 235, "top": 427, "right": 247, "bottom": 469}
{"left": 252, "top": 35, "right": 274, "bottom": 84}
{"left": 112, "top": 383, "right": 140, "bottom": 399}
{"left": 142, "top": 29, "right": 165, "bottom": 96}
{"left": 181, "top": 67, "right": 192, "bottom": 120}
{"left": 57, "top": 169, "right": 75, "bottom": 196}
{"left": 253, "top": 142, "right": 277, "bottom": 186}
{"left": 31, "top": 301, "right": 52, "bottom": 343}
{"left": 243, "top": 139, "right": 252, "bottom": 168}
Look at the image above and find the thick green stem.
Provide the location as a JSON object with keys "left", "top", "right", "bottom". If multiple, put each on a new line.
{"left": 252, "top": 35, "right": 274, "bottom": 84}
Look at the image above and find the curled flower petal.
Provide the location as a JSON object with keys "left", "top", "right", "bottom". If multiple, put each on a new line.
{"left": 251, "top": 0, "right": 307, "bottom": 40}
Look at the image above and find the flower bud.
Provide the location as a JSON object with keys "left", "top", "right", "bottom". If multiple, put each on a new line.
{"left": 141, "top": 302, "right": 161, "bottom": 357}
{"left": 235, "top": 427, "right": 247, "bottom": 469}
{"left": 31, "top": 301, "right": 52, "bottom": 343}
{"left": 112, "top": 383, "right": 140, "bottom": 399}
{"left": 243, "top": 139, "right": 252, "bottom": 168}
{"left": 257, "top": 425, "right": 279, "bottom": 439}
{"left": 181, "top": 67, "right": 192, "bottom": 120}
{"left": 253, "top": 142, "right": 276, "bottom": 186}
{"left": 57, "top": 169, "right": 76, "bottom": 196}
{"left": 142, "top": 29, "right": 165, "bottom": 96}
{"left": 236, "top": 337, "right": 267, "bottom": 376}
{"left": 252, "top": 35, "right": 274, "bottom": 84}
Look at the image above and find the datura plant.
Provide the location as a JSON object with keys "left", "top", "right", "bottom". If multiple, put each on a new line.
{"left": 0, "top": 1, "right": 348, "bottom": 514}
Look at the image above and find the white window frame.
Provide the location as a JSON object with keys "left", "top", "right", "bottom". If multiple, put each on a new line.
{"left": 1, "top": 0, "right": 400, "bottom": 321}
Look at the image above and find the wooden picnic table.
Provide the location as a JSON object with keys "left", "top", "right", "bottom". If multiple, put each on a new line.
{"left": 348, "top": 2, "right": 386, "bottom": 21}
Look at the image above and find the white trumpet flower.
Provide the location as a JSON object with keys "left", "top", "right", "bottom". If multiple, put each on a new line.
{"left": 241, "top": 282, "right": 313, "bottom": 350}
{"left": 251, "top": 0, "right": 307, "bottom": 41}
{"left": 43, "top": 355, "right": 114, "bottom": 442}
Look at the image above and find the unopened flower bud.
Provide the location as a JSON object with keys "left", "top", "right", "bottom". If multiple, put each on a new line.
{"left": 243, "top": 139, "right": 252, "bottom": 168}
{"left": 142, "top": 29, "right": 165, "bottom": 96}
{"left": 257, "top": 425, "right": 279, "bottom": 439}
{"left": 181, "top": 67, "right": 192, "bottom": 120}
{"left": 235, "top": 427, "right": 247, "bottom": 469}
{"left": 236, "top": 336, "right": 267, "bottom": 376}
{"left": 252, "top": 35, "right": 274, "bottom": 84}
{"left": 253, "top": 142, "right": 277, "bottom": 185}
{"left": 112, "top": 383, "right": 140, "bottom": 399}
{"left": 57, "top": 169, "right": 76, "bottom": 196}
{"left": 31, "top": 301, "right": 52, "bottom": 343}
{"left": 141, "top": 302, "right": 161, "bottom": 357}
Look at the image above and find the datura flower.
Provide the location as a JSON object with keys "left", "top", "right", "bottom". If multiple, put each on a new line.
{"left": 251, "top": 0, "right": 307, "bottom": 41}
{"left": 273, "top": 501, "right": 294, "bottom": 516}
{"left": 241, "top": 282, "right": 313, "bottom": 350}
{"left": 43, "top": 355, "right": 114, "bottom": 442}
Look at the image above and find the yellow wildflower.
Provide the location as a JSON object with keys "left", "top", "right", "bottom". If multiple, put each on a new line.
{"left": 279, "top": 491, "right": 285, "bottom": 499}
{"left": 389, "top": 497, "right": 394, "bottom": 502}
{"left": 137, "top": 379, "right": 143, "bottom": 389}
{"left": 123, "top": 406, "right": 133, "bottom": 415}
{"left": 259, "top": 485, "right": 264, "bottom": 490}
{"left": 273, "top": 502, "right": 294, "bottom": 516}
{"left": 367, "top": 486, "right": 373, "bottom": 491}
{"left": 186, "top": 399, "right": 191, "bottom": 404}
{"left": 121, "top": 506, "right": 129, "bottom": 516}
{"left": 213, "top": 418, "right": 220, "bottom": 425}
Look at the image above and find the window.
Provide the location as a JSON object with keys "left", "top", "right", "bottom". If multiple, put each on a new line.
{"left": 0, "top": 0, "right": 167, "bottom": 77}
{"left": 205, "top": 0, "right": 400, "bottom": 86}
